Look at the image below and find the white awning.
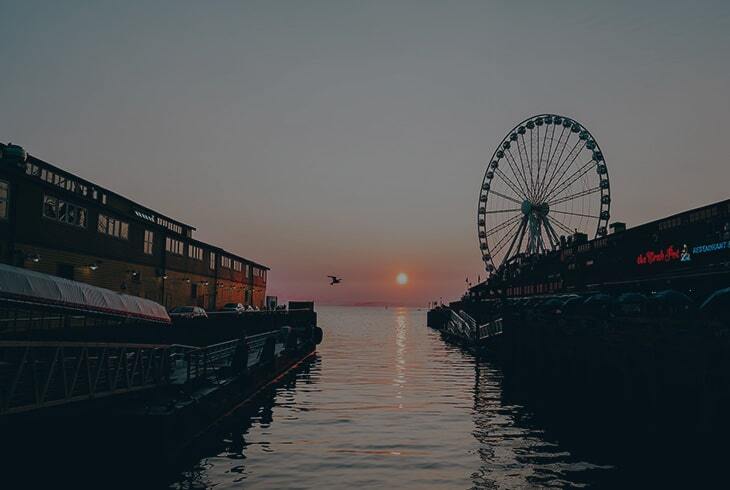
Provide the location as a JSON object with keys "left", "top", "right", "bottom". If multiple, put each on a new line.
{"left": 0, "top": 263, "right": 170, "bottom": 324}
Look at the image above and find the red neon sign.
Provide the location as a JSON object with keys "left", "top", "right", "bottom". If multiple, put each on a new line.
{"left": 636, "top": 245, "right": 681, "bottom": 265}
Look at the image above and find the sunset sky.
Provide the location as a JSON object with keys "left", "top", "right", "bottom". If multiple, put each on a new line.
{"left": 2, "top": 1, "right": 730, "bottom": 305}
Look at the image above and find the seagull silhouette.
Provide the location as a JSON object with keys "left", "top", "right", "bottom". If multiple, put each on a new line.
{"left": 328, "top": 275, "right": 342, "bottom": 286}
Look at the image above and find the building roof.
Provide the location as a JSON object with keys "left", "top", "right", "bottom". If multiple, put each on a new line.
{"left": 0, "top": 263, "right": 171, "bottom": 324}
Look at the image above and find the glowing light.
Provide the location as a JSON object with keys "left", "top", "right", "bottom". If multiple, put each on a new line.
{"left": 396, "top": 272, "right": 408, "bottom": 285}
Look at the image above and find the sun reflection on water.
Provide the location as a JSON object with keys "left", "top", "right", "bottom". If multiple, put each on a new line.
{"left": 394, "top": 311, "right": 407, "bottom": 409}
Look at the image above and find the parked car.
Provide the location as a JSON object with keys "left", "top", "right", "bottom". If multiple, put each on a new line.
{"left": 169, "top": 306, "right": 208, "bottom": 319}
{"left": 221, "top": 302, "right": 246, "bottom": 314}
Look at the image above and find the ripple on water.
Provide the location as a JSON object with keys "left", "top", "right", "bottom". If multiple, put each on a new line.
{"left": 170, "top": 306, "right": 613, "bottom": 489}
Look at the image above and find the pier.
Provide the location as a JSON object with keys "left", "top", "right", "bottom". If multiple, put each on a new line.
{"left": 0, "top": 263, "right": 322, "bottom": 468}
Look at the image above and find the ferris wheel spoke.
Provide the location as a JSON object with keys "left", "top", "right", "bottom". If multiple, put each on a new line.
{"left": 508, "top": 147, "right": 531, "bottom": 197}
{"left": 483, "top": 213, "right": 522, "bottom": 237}
{"left": 538, "top": 138, "right": 585, "bottom": 202}
{"left": 504, "top": 149, "right": 531, "bottom": 195}
{"left": 489, "top": 188, "right": 524, "bottom": 206}
{"left": 548, "top": 126, "right": 570, "bottom": 181}
{"left": 530, "top": 129, "right": 539, "bottom": 195}
{"left": 546, "top": 215, "right": 574, "bottom": 236}
{"left": 539, "top": 217, "right": 554, "bottom": 250}
{"left": 490, "top": 219, "right": 524, "bottom": 259}
{"left": 542, "top": 123, "right": 557, "bottom": 172}
{"left": 519, "top": 133, "right": 535, "bottom": 199}
{"left": 551, "top": 209, "right": 600, "bottom": 219}
{"left": 539, "top": 125, "right": 567, "bottom": 199}
{"left": 484, "top": 208, "right": 522, "bottom": 214}
{"left": 548, "top": 186, "right": 601, "bottom": 207}
{"left": 543, "top": 159, "right": 596, "bottom": 203}
{"left": 503, "top": 218, "right": 527, "bottom": 264}
{"left": 535, "top": 125, "right": 544, "bottom": 199}
{"left": 536, "top": 123, "right": 557, "bottom": 200}
{"left": 544, "top": 217, "right": 562, "bottom": 248}
{"left": 494, "top": 167, "right": 528, "bottom": 200}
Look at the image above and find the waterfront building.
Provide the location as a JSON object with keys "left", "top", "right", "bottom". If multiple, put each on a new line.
{"left": 468, "top": 198, "right": 730, "bottom": 301}
{"left": 0, "top": 143, "right": 268, "bottom": 310}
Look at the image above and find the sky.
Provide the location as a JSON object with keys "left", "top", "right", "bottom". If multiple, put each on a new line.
{"left": 2, "top": 0, "right": 730, "bottom": 305}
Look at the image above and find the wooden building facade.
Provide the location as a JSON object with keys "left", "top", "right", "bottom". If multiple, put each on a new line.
{"left": 0, "top": 143, "right": 268, "bottom": 310}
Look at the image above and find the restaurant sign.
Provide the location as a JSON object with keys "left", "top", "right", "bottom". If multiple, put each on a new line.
{"left": 692, "top": 240, "right": 730, "bottom": 255}
{"left": 636, "top": 245, "right": 684, "bottom": 265}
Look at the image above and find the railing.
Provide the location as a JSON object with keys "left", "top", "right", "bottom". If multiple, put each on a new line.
{"left": 477, "top": 318, "right": 504, "bottom": 340}
{"left": 173, "top": 330, "right": 282, "bottom": 385}
{"left": 446, "top": 310, "right": 477, "bottom": 340}
{"left": 0, "top": 329, "right": 299, "bottom": 415}
{"left": 0, "top": 341, "right": 174, "bottom": 415}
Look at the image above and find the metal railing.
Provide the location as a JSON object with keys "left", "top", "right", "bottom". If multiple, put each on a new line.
{"left": 477, "top": 318, "right": 504, "bottom": 340}
{"left": 0, "top": 341, "right": 174, "bottom": 415}
{"left": 446, "top": 310, "right": 477, "bottom": 340}
{"left": 172, "top": 330, "right": 283, "bottom": 386}
{"left": 1, "top": 329, "right": 295, "bottom": 415}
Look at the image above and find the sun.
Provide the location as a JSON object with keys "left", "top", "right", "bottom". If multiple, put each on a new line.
{"left": 396, "top": 272, "right": 408, "bottom": 285}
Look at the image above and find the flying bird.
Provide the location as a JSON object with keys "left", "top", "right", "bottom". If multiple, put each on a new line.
{"left": 328, "top": 275, "right": 342, "bottom": 286}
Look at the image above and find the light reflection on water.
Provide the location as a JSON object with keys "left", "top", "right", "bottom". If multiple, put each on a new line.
{"left": 170, "top": 306, "right": 611, "bottom": 489}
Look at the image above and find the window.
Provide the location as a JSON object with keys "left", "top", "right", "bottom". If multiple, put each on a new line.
{"left": 42, "top": 195, "right": 87, "bottom": 227}
{"left": 209, "top": 252, "right": 216, "bottom": 270}
{"left": 188, "top": 244, "right": 203, "bottom": 261}
{"left": 157, "top": 217, "right": 182, "bottom": 234}
{"left": 144, "top": 230, "right": 154, "bottom": 255}
{"left": 0, "top": 180, "right": 8, "bottom": 220}
{"left": 233, "top": 260, "right": 242, "bottom": 271}
{"left": 165, "top": 237, "right": 185, "bottom": 255}
{"left": 221, "top": 256, "right": 231, "bottom": 269}
{"left": 97, "top": 214, "right": 128, "bottom": 239}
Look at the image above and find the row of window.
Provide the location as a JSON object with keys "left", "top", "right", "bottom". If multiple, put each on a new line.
{"left": 43, "top": 195, "right": 88, "bottom": 227}
{"left": 166, "top": 237, "right": 185, "bottom": 255}
{"left": 507, "top": 281, "right": 563, "bottom": 296}
{"left": 188, "top": 244, "right": 203, "bottom": 261}
{"left": 27, "top": 163, "right": 107, "bottom": 204}
{"left": 26, "top": 160, "right": 192, "bottom": 241}
{"left": 162, "top": 239, "right": 256, "bottom": 273}
{"left": 33, "top": 192, "right": 262, "bottom": 276}
{"left": 157, "top": 216, "right": 183, "bottom": 235}
{"left": 689, "top": 206, "right": 719, "bottom": 224}
{"left": 0, "top": 180, "right": 8, "bottom": 220}
{"left": 144, "top": 230, "right": 154, "bottom": 255}
{"left": 98, "top": 214, "right": 129, "bottom": 240}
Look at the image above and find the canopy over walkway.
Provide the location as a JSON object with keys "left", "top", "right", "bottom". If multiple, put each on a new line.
{"left": 0, "top": 263, "right": 170, "bottom": 329}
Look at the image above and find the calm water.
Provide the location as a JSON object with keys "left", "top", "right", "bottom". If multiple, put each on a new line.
{"left": 169, "top": 307, "right": 612, "bottom": 489}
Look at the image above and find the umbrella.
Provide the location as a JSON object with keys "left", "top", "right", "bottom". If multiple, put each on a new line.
{"left": 561, "top": 296, "right": 585, "bottom": 315}
{"left": 616, "top": 292, "right": 648, "bottom": 316}
{"left": 617, "top": 292, "right": 647, "bottom": 304}
{"left": 582, "top": 294, "right": 613, "bottom": 314}
{"left": 700, "top": 287, "right": 730, "bottom": 314}
{"left": 539, "top": 297, "right": 564, "bottom": 313}
{"left": 651, "top": 290, "right": 695, "bottom": 314}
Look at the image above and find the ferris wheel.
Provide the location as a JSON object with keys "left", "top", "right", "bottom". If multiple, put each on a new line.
{"left": 477, "top": 114, "right": 611, "bottom": 273}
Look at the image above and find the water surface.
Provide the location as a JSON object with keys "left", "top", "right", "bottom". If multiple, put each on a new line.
{"left": 170, "top": 306, "right": 612, "bottom": 489}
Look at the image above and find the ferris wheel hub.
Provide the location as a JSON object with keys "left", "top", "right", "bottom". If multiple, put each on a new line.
{"left": 521, "top": 200, "right": 549, "bottom": 217}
